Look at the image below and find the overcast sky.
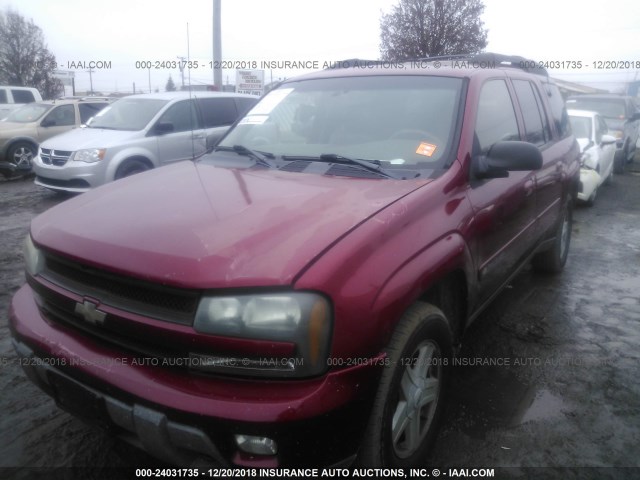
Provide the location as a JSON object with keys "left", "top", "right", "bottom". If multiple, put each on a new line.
{"left": 1, "top": 0, "right": 639, "bottom": 94}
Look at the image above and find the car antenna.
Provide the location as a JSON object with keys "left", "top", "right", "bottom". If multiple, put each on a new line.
{"left": 187, "top": 22, "right": 197, "bottom": 161}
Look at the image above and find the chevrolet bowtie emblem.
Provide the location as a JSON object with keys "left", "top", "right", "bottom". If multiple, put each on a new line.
{"left": 74, "top": 300, "right": 106, "bottom": 325}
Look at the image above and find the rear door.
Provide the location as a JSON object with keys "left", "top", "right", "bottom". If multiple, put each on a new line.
{"left": 512, "top": 79, "right": 562, "bottom": 237}
{"left": 467, "top": 78, "right": 538, "bottom": 303}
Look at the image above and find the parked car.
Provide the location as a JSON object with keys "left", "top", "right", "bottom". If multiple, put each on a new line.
{"left": 0, "top": 85, "right": 42, "bottom": 119}
{"left": 568, "top": 109, "right": 617, "bottom": 205}
{"left": 0, "top": 98, "right": 112, "bottom": 178}
{"left": 32, "top": 91, "right": 258, "bottom": 192}
{"left": 10, "top": 53, "right": 579, "bottom": 467}
{"left": 566, "top": 94, "right": 640, "bottom": 173}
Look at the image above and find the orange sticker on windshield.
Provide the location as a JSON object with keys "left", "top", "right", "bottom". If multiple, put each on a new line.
{"left": 416, "top": 142, "right": 437, "bottom": 157}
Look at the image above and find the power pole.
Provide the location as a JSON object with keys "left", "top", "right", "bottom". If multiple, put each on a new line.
{"left": 86, "top": 68, "right": 95, "bottom": 94}
{"left": 212, "top": 0, "right": 222, "bottom": 90}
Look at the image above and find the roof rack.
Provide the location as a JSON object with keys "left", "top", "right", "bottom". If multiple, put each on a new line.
{"left": 56, "top": 96, "right": 114, "bottom": 102}
{"left": 406, "top": 52, "right": 549, "bottom": 77}
{"left": 324, "top": 58, "right": 396, "bottom": 69}
{"left": 324, "top": 53, "right": 549, "bottom": 77}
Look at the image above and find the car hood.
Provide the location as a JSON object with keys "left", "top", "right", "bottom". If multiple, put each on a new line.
{"left": 39, "top": 127, "right": 141, "bottom": 150}
{"left": 31, "top": 161, "right": 429, "bottom": 289}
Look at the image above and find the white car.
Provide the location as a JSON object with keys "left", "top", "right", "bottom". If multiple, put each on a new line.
{"left": 568, "top": 109, "right": 617, "bottom": 205}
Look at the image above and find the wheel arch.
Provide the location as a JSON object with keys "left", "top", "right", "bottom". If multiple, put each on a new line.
{"left": 111, "top": 155, "right": 154, "bottom": 180}
{"left": 3, "top": 137, "right": 39, "bottom": 156}
{"left": 372, "top": 232, "right": 474, "bottom": 348}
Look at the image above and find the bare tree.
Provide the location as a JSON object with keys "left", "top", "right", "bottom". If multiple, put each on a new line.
{"left": 380, "top": 0, "right": 488, "bottom": 61}
{"left": 0, "top": 8, "right": 63, "bottom": 99}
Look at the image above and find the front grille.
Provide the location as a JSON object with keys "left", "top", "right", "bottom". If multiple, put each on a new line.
{"left": 40, "top": 252, "right": 200, "bottom": 325}
{"left": 29, "top": 278, "right": 180, "bottom": 360}
{"left": 40, "top": 148, "right": 73, "bottom": 166}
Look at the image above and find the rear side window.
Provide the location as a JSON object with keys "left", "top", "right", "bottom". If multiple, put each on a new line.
{"left": 475, "top": 80, "right": 519, "bottom": 154}
{"left": 79, "top": 103, "right": 109, "bottom": 124}
{"left": 0, "top": 90, "right": 7, "bottom": 104}
{"left": 198, "top": 97, "right": 238, "bottom": 128}
{"left": 513, "top": 80, "right": 550, "bottom": 146}
{"left": 11, "top": 89, "right": 36, "bottom": 103}
{"left": 545, "top": 84, "right": 571, "bottom": 138}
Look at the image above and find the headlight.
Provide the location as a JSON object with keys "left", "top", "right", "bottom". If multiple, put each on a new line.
{"left": 71, "top": 148, "right": 106, "bottom": 163}
{"left": 192, "top": 292, "right": 332, "bottom": 377}
{"left": 23, "top": 234, "right": 44, "bottom": 276}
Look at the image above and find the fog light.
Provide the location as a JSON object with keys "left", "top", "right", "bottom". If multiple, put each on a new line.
{"left": 235, "top": 435, "right": 278, "bottom": 455}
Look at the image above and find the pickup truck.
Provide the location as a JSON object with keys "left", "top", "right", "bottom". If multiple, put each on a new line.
{"left": 10, "top": 53, "right": 579, "bottom": 468}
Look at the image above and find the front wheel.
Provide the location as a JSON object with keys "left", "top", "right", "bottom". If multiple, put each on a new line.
{"left": 585, "top": 186, "right": 597, "bottom": 206}
{"left": 115, "top": 159, "right": 150, "bottom": 179}
{"left": 358, "top": 303, "right": 452, "bottom": 467}
{"left": 532, "top": 200, "right": 572, "bottom": 273}
{"left": 7, "top": 142, "right": 36, "bottom": 171}
{"left": 613, "top": 149, "right": 626, "bottom": 174}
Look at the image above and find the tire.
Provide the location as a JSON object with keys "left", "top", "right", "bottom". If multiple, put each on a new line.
{"left": 613, "top": 149, "right": 625, "bottom": 174}
{"left": 532, "top": 199, "right": 572, "bottom": 273}
{"left": 115, "top": 159, "right": 150, "bottom": 179}
{"left": 7, "top": 142, "right": 36, "bottom": 171}
{"left": 585, "top": 187, "right": 597, "bottom": 207}
{"left": 358, "top": 303, "right": 452, "bottom": 467}
{"left": 604, "top": 165, "right": 613, "bottom": 185}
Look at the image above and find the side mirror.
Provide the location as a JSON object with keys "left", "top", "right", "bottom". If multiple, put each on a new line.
{"left": 600, "top": 134, "right": 617, "bottom": 146}
{"left": 629, "top": 112, "right": 640, "bottom": 122}
{"left": 474, "top": 141, "right": 543, "bottom": 179}
{"left": 154, "top": 122, "right": 174, "bottom": 135}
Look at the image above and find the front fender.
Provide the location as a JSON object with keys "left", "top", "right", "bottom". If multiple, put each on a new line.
{"left": 371, "top": 232, "right": 474, "bottom": 341}
{"left": 105, "top": 146, "right": 158, "bottom": 181}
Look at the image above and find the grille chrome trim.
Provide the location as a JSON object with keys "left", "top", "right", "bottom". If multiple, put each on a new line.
{"left": 40, "top": 251, "right": 200, "bottom": 325}
{"left": 40, "top": 148, "right": 73, "bottom": 166}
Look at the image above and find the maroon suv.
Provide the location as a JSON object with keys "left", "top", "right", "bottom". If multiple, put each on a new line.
{"left": 10, "top": 54, "right": 579, "bottom": 468}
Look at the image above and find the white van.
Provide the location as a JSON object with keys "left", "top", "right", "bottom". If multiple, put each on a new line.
{"left": 33, "top": 91, "right": 257, "bottom": 192}
{"left": 0, "top": 86, "right": 43, "bottom": 119}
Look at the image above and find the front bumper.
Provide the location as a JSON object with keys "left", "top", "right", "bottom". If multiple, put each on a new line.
{"left": 33, "top": 154, "right": 107, "bottom": 192}
{"left": 9, "top": 284, "right": 378, "bottom": 467}
{"left": 577, "top": 168, "right": 601, "bottom": 202}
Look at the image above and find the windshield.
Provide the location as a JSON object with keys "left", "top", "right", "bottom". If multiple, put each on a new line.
{"left": 566, "top": 98, "right": 625, "bottom": 119}
{"left": 218, "top": 76, "right": 463, "bottom": 168}
{"left": 568, "top": 115, "right": 592, "bottom": 140}
{"left": 89, "top": 98, "right": 169, "bottom": 130}
{"left": 2, "top": 103, "right": 52, "bottom": 123}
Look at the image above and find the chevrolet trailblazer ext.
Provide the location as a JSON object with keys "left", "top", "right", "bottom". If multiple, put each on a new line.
{"left": 10, "top": 54, "right": 579, "bottom": 468}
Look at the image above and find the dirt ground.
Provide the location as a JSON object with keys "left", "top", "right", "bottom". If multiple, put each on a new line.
{"left": 1, "top": 158, "right": 640, "bottom": 478}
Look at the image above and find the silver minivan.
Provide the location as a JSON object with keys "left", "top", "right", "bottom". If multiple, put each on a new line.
{"left": 33, "top": 91, "right": 258, "bottom": 192}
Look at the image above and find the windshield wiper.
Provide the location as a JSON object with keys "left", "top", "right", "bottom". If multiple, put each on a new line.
{"left": 282, "top": 153, "right": 399, "bottom": 179}
{"left": 215, "top": 145, "right": 276, "bottom": 168}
